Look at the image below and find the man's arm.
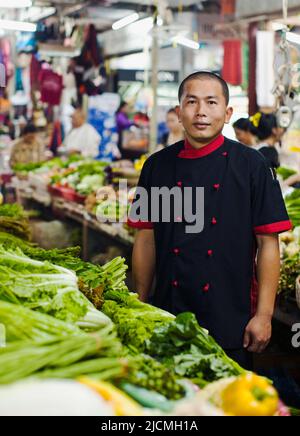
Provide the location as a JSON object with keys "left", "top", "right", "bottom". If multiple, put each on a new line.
{"left": 243, "top": 234, "right": 280, "bottom": 353}
{"left": 132, "top": 229, "right": 156, "bottom": 302}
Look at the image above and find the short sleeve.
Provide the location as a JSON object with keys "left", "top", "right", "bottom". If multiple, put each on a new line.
{"left": 251, "top": 156, "right": 292, "bottom": 234}
{"left": 127, "top": 157, "right": 154, "bottom": 230}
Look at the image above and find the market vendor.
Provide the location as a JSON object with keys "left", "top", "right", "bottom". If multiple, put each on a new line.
{"left": 9, "top": 124, "right": 46, "bottom": 169}
{"left": 64, "top": 108, "right": 100, "bottom": 158}
{"left": 128, "top": 71, "right": 291, "bottom": 370}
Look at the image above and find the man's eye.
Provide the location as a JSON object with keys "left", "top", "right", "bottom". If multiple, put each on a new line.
{"left": 208, "top": 101, "right": 217, "bottom": 105}
{"left": 188, "top": 100, "right": 196, "bottom": 104}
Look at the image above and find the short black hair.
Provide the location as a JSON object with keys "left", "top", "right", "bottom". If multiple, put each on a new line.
{"left": 167, "top": 107, "right": 177, "bottom": 115}
{"left": 233, "top": 118, "right": 257, "bottom": 135}
{"left": 249, "top": 113, "right": 277, "bottom": 141}
{"left": 178, "top": 71, "right": 230, "bottom": 105}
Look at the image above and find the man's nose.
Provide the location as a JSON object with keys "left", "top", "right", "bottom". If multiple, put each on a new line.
{"left": 195, "top": 101, "right": 206, "bottom": 117}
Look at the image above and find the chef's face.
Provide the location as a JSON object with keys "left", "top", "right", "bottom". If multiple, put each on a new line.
{"left": 177, "top": 78, "right": 233, "bottom": 147}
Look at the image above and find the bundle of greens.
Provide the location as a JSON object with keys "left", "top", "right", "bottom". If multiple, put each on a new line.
{"left": 0, "top": 245, "right": 111, "bottom": 330}
{"left": 0, "top": 327, "right": 126, "bottom": 384}
{"left": 285, "top": 189, "right": 300, "bottom": 228}
{"left": 0, "top": 204, "right": 30, "bottom": 240}
{"left": 145, "top": 313, "right": 245, "bottom": 387}
{"left": 0, "top": 300, "right": 82, "bottom": 342}
{"left": 0, "top": 232, "right": 128, "bottom": 310}
{"left": 278, "top": 253, "right": 300, "bottom": 299}
{"left": 277, "top": 167, "right": 297, "bottom": 181}
{"left": 102, "top": 290, "right": 174, "bottom": 351}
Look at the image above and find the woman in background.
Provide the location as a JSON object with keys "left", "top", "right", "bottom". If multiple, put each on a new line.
{"left": 249, "top": 112, "right": 285, "bottom": 169}
{"left": 233, "top": 118, "right": 257, "bottom": 147}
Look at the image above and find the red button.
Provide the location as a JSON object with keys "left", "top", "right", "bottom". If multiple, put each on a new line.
{"left": 211, "top": 217, "right": 217, "bottom": 225}
{"left": 177, "top": 181, "right": 183, "bottom": 187}
{"left": 172, "top": 280, "right": 179, "bottom": 287}
{"left": 207, "top": 250, "right": 213, "bottom": 257}
{"left": 203, "top": 283, "right": 210, "bottom": 292}
{"left": 176, "top": 216, "right": 182, "bottom": 222}
{"left": 222, "top": 152, "right": 228, "bottom": 156}
{"left": 173, "top": 248, "right": 180, "bottom": 255}
{"left": 213, "top": 184, "right": 220, "bottom": 190}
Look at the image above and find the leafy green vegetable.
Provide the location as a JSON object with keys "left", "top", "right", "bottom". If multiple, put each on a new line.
{"left": 0, "top": 327, "right": 125, "bottom": 384}
{"left": 0, "top": 245, "right": 110, "bottom": 330}
{"left": 0, "top": 204, "right": 30, "bottom": 240}
{"left": 278, "top": 253, "right": 300, "bottom": 298}
{"left": 77, "top": 174, "right": 104, "bottom": 195}
{"left": 277, "top": 167, "right": 297, "bottom": 180}
{"left": 0, "top": 232, "right": 128, "bottom": 310}
{"left": 102, "top": 292, "right": 174, "bottom": 351}
{"left": 285, "top": 189, "right": 300, "bottom": 228}
{"left": 0, "top": 300, "right": 81, "bottom": 342}
{"left": 145, "top": 313, "right": 245, "bottom": 387}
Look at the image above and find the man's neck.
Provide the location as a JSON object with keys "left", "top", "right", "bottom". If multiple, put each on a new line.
{"left": 185, "top": 133, "right": 222, "bottom": 149}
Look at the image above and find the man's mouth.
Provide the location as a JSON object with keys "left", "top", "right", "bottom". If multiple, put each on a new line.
{"left": 193, "top": 122, "right": 211, "bottom": 128}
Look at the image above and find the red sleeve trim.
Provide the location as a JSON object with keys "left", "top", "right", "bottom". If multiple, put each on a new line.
{"left": 254, "top": 220, "right": 292, "bottom": 234}
{"left": 127, "top": 218, "right": 154, "bottom": 230}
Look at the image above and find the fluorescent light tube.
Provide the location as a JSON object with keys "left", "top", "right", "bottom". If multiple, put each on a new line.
{"left": 172, "top": 36, "right": 199, "bottom": 50}
{"left": 0, "top": 0, "right": 32, "bottom": 7}
{"left": 286, "top": 31, "right": 300, "bottom": 45}
{"left": 0, "top": 19, "right": 37, "bottom": 32}
{"left": 112, "top": 13, "right": 139, "bottom": 30}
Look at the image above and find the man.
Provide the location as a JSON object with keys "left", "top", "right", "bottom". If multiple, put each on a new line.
{"left": 128, "top": 72, "right": 291, "bottom": 369}
{"left": 64, "top": 108, "right": 100, "bottom": 158}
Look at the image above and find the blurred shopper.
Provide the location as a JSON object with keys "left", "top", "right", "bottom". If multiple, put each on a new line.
{"left": 161, "top": 108, "right": 184, "bottom": 147}
{"left": 233, "top": 118, "right": 257, "bottom": 147}
{"left": 10, "top": 124, "right": 46, "bottom": 168}
{"left": 115, "top": 101, "right": 135, "bottom": 158}
{"left": 64, "top": 108, "right": 100, "bottom": 158}
{"left": 249, "top": 112, "right": 284, "bottom": 169}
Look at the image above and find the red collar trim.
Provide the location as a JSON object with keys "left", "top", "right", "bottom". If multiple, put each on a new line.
{"left": 178, "top": 135, "right": 225, "bottom": 159}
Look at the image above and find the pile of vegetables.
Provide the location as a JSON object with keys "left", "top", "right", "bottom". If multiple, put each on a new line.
{"left": 50, "top": 160, "right": 108, "bottom": 196}
{"left": 279, "top": 228, "right": 300, "bottom": 299}
{"left": 0, "top": 245, "right": 110, "bottom": 331}
{"left": 0, "top": 231, "right": 128, "bottom": 310}
{"left": 0, "top": 328, "right": 127, "bottom": 385}
{"left": 12, "top": 156, "right": 82, "bottom": 175}
{"left": 0, "top": 204, "right": 30, "bottom": 240}
{"left": 102, "top": 289, "right": 245, "bottom": 389}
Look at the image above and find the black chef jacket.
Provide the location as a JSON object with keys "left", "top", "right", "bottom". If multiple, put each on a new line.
{"left": 128, "top": 135, "right": 291, "bottom": 349}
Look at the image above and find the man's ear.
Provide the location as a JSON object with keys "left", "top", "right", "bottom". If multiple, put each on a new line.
{"left": 175, "top": 105, "right": 182, "bottom": 123}
{"left": 225, "top": 106, "right": 233, "bottom": 124}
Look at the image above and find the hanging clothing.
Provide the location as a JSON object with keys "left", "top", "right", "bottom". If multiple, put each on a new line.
{"left": 256, "top": 31, "right": 276, "bottom": 108}
{"left": 39, "top": 69, "right": 63, "bottom": 106}
{"left": 128, "top": 136, "right": 291, "bottom": 350}
{"left": 222, "top": 40, "right": 242, "bottom": 86}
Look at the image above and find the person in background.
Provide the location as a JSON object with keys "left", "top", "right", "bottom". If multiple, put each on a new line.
{"left": 9, "top": 124, "right": 46, "bottom": 168}
{"left": 161, "top": 108, "right": 184, "bottom": 147}
{"left": 64, "top": 108, "right": 100, "bottom": 158}
{"left": 115, "top": 101, "right": 135, "bottom": 158}
{"left": 249, "top": 112, "right": 285, "bottom": 169}
{"left": 233, "top": 118, "right": 257, "bottom": 147}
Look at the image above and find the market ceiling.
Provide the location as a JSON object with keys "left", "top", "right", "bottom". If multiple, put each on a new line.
{"left": 31, "top": 0, "right": 221, "bottom": 32}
